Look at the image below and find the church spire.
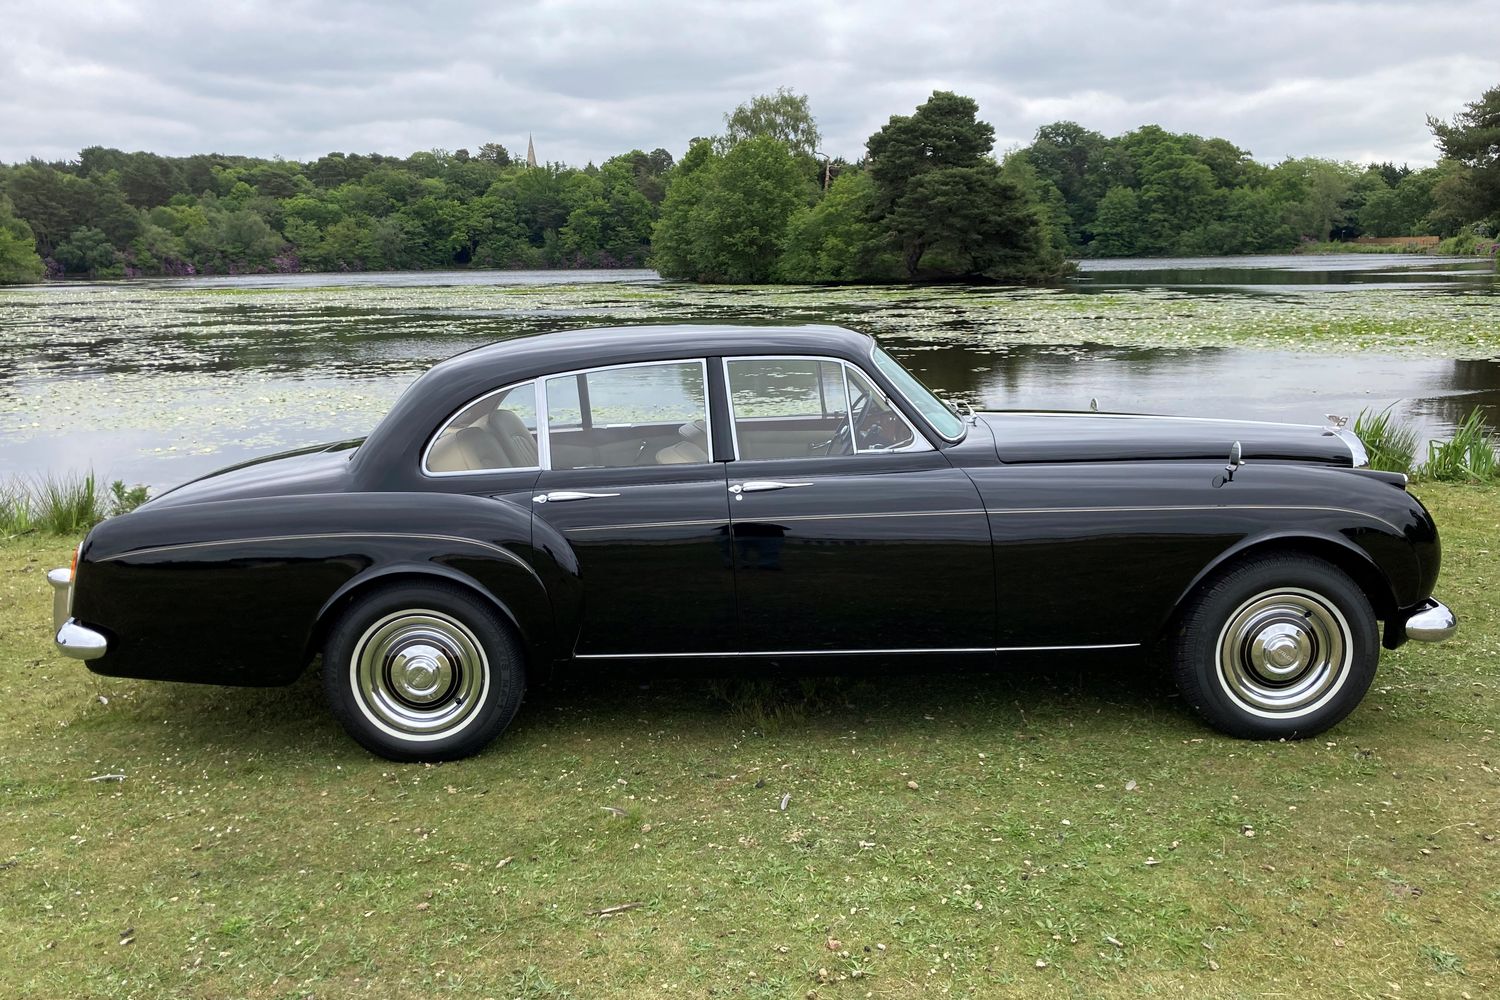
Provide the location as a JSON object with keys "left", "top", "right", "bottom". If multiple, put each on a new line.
{"left": 526, "top": 134, "right": 537, "bottom": 168}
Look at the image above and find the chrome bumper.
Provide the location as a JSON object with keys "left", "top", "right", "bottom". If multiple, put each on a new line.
{"left": 48, "top": 568, "right": 107, "bottom": 661}
{"left": 1403, "top": 599, "right": 1457, "bottom": 643}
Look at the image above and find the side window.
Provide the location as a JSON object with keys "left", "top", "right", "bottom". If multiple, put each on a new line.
{"left": 425, "top": 381, "right": 539, "bottom": 474}
{"left": 726, "top": 358, "right": 852, "bottom": 460}
{"left": 544, "top": 361, "right": 710, "bottom": 470}
{"left": 845, "top": 366, "right": 920, "bottom": 452}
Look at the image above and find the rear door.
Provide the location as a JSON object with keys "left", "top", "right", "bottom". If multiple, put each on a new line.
{"left": 529, "top": 360, "right": 737, "bottom": 657}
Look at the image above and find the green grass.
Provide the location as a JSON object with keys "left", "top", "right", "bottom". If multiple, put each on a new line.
{"left": 1, "top": 483, "right": 1495, "bottom": 997}
{"left": 1354, "top": 405, "right": 1421, "bottom": 475}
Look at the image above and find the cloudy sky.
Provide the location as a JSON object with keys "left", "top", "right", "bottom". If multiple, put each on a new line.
{"left": 1, "top": 0, "right": 1496, "bottom": 168}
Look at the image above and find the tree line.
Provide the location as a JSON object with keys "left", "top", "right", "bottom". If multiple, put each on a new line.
{"left": 0, "top": 84, "right": 1495, "bottom": 285}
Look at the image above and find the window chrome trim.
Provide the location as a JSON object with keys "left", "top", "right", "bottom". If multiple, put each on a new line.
{"left": 540, "top": 357, "right": 713, "bottom": 473}
{"left": 720, "top": 354, "right": 930, "bottom": 461}
{"left": 421, "top": 358, "right": 714, "bottom": 478}
{"left": 420, "top": 379, "right": 543, "bottom": 479}
{"left": 870, "top": 344, "right": 967, "bottom": 444}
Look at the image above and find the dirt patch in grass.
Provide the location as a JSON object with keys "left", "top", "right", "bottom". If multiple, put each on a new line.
{"left": 0, "top": 485, "right": 1495, "bottom": 997}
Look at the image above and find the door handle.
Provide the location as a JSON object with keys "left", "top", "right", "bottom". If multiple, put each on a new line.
{"left": 532, "top": 491, "right": 621, "bottom": 504}
{"left": 729, "top": 480, "right": 814, "bottom": 497}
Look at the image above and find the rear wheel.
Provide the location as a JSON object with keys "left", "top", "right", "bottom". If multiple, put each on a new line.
{"left": 322, "top": 582, "right": 525, "bottom": 761}
{"left": 1171, "top": 554, "right": 1378, "bottom": 739}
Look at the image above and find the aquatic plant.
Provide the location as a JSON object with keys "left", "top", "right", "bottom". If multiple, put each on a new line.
{"left": 1419, "top": 409, "right": 1499, "bottom": 482}
{"left": 0, "top": 474, "right": 150, "bottom": 537}
{"left": 1353, "top": 405, "right": 1420, "bottom": 475}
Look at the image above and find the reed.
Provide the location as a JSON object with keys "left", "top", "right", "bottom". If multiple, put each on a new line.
{"left": 1353, "top": 405, "right": 1420, "bottom": 475}
{"left": 1420, "top": 408, "right": 1499, "bottom": 483}
{"left": 0, "top": 472, "right": 150, "bottom": 537}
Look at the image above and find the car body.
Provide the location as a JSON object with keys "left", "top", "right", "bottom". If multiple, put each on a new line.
{"left": 49, "top": 324, "right": 1458, "bottom": 759}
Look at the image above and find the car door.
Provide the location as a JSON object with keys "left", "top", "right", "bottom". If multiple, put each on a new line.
{"left": 529, "top": 359, "right": 736, "bottom": 658}
{"left": 722, "top": 356, "right": 995, "bottom": 654}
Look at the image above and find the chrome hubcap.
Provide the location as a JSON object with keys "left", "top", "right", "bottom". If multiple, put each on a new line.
{"left": 349, "top": 610, "right": 488, "bottom": 740}
{"left": 1216, "top": 588, "right": 1351, "bottom": 719}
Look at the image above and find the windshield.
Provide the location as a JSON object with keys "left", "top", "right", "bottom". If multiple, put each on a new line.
{"left": 871, "top": 346, "right": 966, "bottom": 441}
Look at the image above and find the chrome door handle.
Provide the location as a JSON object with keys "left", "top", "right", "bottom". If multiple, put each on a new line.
{"left": 729, "top": 480, "right": 814, "bottom": 496}
{"left": 532, "top": 491, "right": 620, "bottom": 504}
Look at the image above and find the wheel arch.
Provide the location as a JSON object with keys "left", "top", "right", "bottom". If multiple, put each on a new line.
{"left": 1155, "top": 530, "right": 1399, "bottom": 649}
{"left": 305, "top": 562, "right": 553, "bottom": 668}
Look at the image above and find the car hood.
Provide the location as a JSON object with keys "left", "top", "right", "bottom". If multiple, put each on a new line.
{"left": 978, "top": 411, "right": 1361, "bottom": 466}
{"left": 142, "top": 439, "right": 362, "bottom": 510}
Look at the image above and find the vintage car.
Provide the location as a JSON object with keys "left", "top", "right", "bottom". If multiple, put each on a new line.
{"left": 49, "top": 324, "right": 1457, "bottom": 761}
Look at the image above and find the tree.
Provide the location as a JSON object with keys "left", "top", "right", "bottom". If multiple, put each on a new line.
{"left": 722, "top": 88, "right": 822, "bottom": 157}
{"left": 54, "top": 225, "right": 121, "bottom": 276}
{"left": 775, "top": 170, "right": 894, "bottom": 282}
{"left": 1428, "top": 85, "right": 1500, "bottom": 228}
{"left": 1089, "top": 186, "right": 1144, "bottom": 257}
{"left": 866, "top": 91, "right": 995, "bottom": 211}
{"left": 652, "top": 136, "right": 809, "bottom": 282}
{"left": 0, "top": 195, "right": 44, "bottom": 283}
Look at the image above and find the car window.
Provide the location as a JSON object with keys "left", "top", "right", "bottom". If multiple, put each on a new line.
{"left": 871, "top": 345, "right": 966, "bottom": 440}
{"left": 544, "top": 361, "right": 710, "bottom": 470}
{"left": 725, "top": 359, "right": 853, "bottom": 460}
{"left": 425, "top": 381, "right": 539, "bottom": 474}
{"left": 845, "top": 366, "right": 920, "bottom": 452}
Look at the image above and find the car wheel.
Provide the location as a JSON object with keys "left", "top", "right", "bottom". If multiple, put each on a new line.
{"left": 1171, "top": 554, "right": 1378, "bottom": 739}
{"left": 322, "top": 582, "right": 525, "bottom": 761}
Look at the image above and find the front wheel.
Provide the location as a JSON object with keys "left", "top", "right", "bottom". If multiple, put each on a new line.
{"left": 1171, "top": 554, "right": 1378, "bottom": 739}
{"left": 322, "top": 582, "right": 525, "bottom": 761}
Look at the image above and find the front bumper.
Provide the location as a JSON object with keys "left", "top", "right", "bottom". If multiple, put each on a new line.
{"left": 1399, "top": 598, "right": 1458, "bottom": 644}
{"left": 48, "top": 568, "right": 107, "bottom": 661}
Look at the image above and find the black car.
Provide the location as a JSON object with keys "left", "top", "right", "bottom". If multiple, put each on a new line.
{"left": 49, "top": 325, "right": 1457, "bottom": 760}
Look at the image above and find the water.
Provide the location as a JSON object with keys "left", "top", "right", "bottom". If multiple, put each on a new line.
{"left": 1, "top": 256, "right": 1496, "bottom": 489}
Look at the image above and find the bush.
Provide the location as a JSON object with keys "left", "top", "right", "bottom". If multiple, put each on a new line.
{"left": 1354, "top": 406, "right": 1420, "bottom": 475}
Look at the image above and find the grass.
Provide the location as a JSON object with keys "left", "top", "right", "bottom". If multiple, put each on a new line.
{"left": 0, "top": 482, "right": 1495, "bottom": 998}
{"left": 1354, "top": 405, "right": 1422, "bottom": 475}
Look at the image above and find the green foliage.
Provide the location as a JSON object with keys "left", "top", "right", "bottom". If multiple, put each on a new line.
{"left": 651, "top": 136, "right": 810, "bottom": 282}
{"left": 721, "top": 88, "right": 822, "bottom": 157}
{"left": 1428, "top": 84, "right": 1500, "bottom": 230}
{"left": 1421, "top": 409, "right": 1499, "bottom": 483}
{"left": 54, "top": 226, "right": 121, "bottom": 277}
{"left": 0, "top": 195, "right": 44, "bottom": 284}
{"left": 775, "top": 171, "right": 896, "bottom": 282}
{"left": 107, "top": 480, "right": 150, "bottom": 517}
{"left": 0, "top": 473, "right": 148, "bottom": 536}
{"left": 1354, "top": 406, "right": 1420, "bottom": 475}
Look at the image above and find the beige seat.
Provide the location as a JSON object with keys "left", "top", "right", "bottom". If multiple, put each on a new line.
{"left": 427, "top": 425, "right": 509, "bottom": 473}
{"left": 487, "top": 408, "right": 539, "bottom": 467}
{"left": 655, "top": 419, "right": 709, "bottom": 465}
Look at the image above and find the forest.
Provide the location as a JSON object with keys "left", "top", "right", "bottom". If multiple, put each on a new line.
{"left": 0, "top": 84, "right": 1495, "bottom": 285}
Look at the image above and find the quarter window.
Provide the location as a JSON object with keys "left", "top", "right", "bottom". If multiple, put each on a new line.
{"left": 544, "top": 361, "right": 711, "bottom": 470}
{"left": 425, "top": 381, "right": 539, "bottom": 474}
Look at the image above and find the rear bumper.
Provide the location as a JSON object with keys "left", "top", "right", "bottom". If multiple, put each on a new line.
{"left": 1397, "top": 598, "right": 1458, "bottom": 644}
{"left": 48, "top": 568, "right": 108, "bottom": 661}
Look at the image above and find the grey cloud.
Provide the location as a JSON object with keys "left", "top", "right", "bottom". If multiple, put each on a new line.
{"left": 0, "top": 0, "right": 1496, "bottom": 167}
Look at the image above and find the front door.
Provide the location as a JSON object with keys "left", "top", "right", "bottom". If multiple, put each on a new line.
{"left": 722, "top": 357, "right": 994, "bottom": 654}
{"left": 529, "top": 359, "right": 736, "bottom": 657}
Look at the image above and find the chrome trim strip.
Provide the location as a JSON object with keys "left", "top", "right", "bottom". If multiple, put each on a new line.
{"left": 978, "top": 504, "right": 1404, "bottom": 534}
{"left": 574, "top": 642, "right": 1141, "bottom": 659}
{"left": 97, "top": 532, "right": 529, "bottom": 566}
{"left": 565, "top": 509, "right": 989, "bottom": 533}
{"left": 993, "top": 411, "right": 1325, "bottom": 430}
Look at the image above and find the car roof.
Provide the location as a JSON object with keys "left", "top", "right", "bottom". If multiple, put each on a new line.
{"left": 430, "top": 323, "right": 876, "bottom": 383}
{"left": 354, "top": 324, "right": 880, "bottom": 485}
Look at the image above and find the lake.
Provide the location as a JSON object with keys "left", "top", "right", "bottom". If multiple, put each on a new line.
{"left": 1, "top": 255, "right": 1496, "bottom": 489}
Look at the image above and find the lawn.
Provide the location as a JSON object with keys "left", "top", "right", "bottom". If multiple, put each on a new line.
{"left": 1, "top": 484, "right": 1495, "bottom": 999}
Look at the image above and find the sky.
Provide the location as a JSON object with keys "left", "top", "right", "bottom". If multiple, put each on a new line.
{"left": 1, "top": 0, "right": 1497, "bottom": 169}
